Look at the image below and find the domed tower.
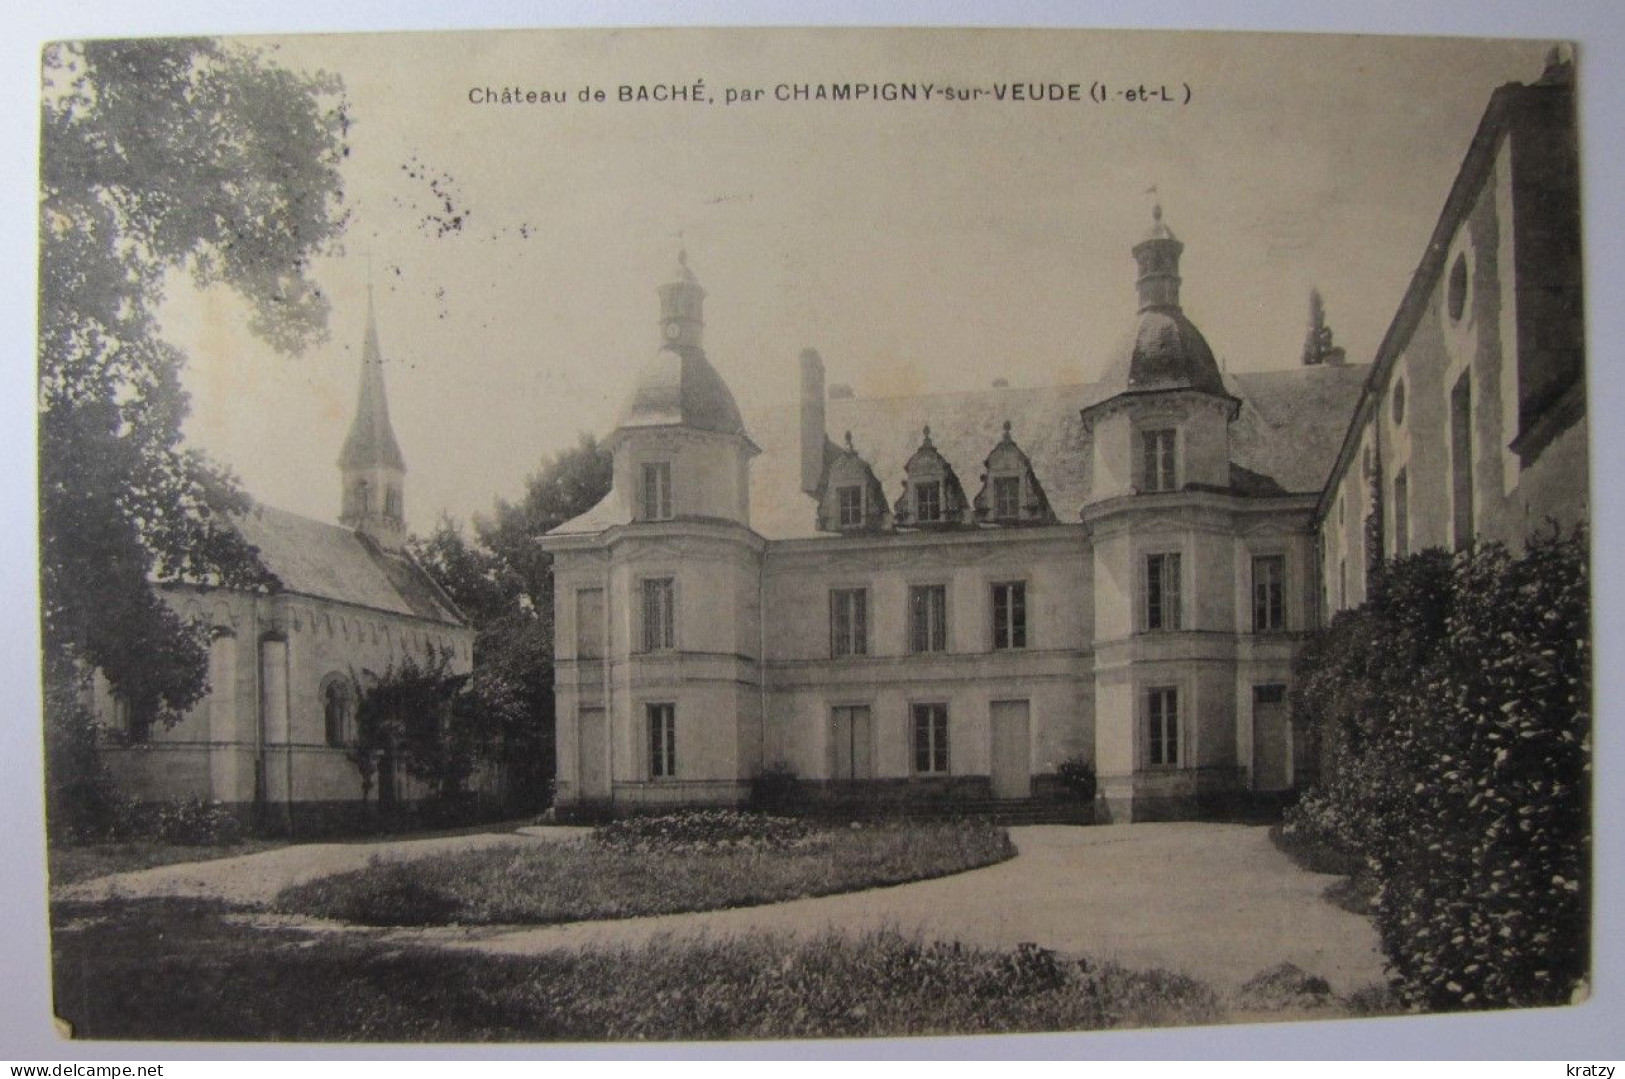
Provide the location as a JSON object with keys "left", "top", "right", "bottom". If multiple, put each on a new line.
{"left": 1083, "top": 203, "right": 1246, "bottom": 823}
{"left": 1083, "top": 202, "right": 1239, "bottom": 499}
{"left": 338, "top": 289, "right": 407, "bottom": 550}
{"left": 573, "top": 250, "right": 764, "bottom": 809}
{"left": 609, "top": 250, "right": 759, "bottom": 526}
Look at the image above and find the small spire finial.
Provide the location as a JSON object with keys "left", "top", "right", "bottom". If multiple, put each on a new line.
{"left": 922, "top": 424, "right": 932, "bottom": 446}
{"left": 1002, "top": 419, "right": 1013, "bottom": 438}
{"left": 845, "top": 430, "right": 855, "bottom": 451}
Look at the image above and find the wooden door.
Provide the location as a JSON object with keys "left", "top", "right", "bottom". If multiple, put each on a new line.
{"left": 830, "top": 705, "right": 872, "bottom": 780}
{"left": 990, "top": 700, "right": 1031, "bottom": 799}
{"left": 1252, "top": 688, "right": 1292, "bottom": 791}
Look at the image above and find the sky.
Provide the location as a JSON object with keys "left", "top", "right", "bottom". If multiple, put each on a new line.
{"left": 153, "top": 27, "right": 1555, "bottom": 537}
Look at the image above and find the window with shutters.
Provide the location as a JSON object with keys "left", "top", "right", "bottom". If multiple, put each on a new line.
{"left": 647, "top": 703, "right": 676, "bottom": 778}
{"left": 1143, "top": 552, "right": 1182, "bottom": 632}
{"left": 830, "top": 588, "right": 868, "bottom": 658}
{"left": 1146, "top": 686, "right": 1179, "bottom": 767}
{"left": 1141, "top": 429, "right": 1177, "bottom": 492}
{"left": 992, "top": 581, "right": 1027, "bottom": 650}
{"left": 641, "top": 461, "right": 672, "bottom": 521}
{"left": 912, "top": 702, "right": 950, "bottom": 774}
{"left": 909, "top": 584, "right": 948, "bottom": 653}
{"left": 1252, "top": 555, "right": 1285, "bottom": 632}
{"left": 641, "top": 577, "right": 675, "bottom": 652}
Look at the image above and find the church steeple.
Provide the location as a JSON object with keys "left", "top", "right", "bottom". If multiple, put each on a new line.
{"left": 338, "top": 287, "right": 407, "bottom": 549}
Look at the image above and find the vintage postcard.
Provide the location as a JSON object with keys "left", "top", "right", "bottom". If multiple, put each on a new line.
{"left": 35, "top": 24, "right": 1590, "bottom": 1048}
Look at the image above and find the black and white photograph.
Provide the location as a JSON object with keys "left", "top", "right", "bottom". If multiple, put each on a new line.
{"left": 20, "top": 12, "right": 1606, "bottom": 1055}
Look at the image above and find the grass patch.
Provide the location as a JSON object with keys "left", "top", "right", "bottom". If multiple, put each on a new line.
{"left": 276, "top": 818, "right": 1015, "bottom": 926}
{"left": 48, "top": 839, "right": 289, "bottom": 887}
{"left": 52, "top": 897, "right": 1222, "bottom": 1041}
{"left": 1267, "top": 823, "right": 1378, "bottom": 917}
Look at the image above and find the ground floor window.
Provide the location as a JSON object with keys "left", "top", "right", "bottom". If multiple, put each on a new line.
{"left": 912, "top": 702, "right": 950, "bottom": 774}
{"left": 647, "top": 703, "right": 676, "bottom": 778}
{"left": 1146, "top": 686, "right": 1179, "bottom": 767}
{"left": 322, "top": 676, "right": 355, "bottom": 747}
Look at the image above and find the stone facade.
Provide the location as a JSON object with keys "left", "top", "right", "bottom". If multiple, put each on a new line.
{"left": 545, "top": 61, "right": 1585, "bottom": 823}
{"left": 1319, "top": 58, "right": 1585, "bottom": 612}
{"left": 543, "top": 207, "right": 1369, "bottom": 822}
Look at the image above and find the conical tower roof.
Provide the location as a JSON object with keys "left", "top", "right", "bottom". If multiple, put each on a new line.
{"left": 339, "top": 289, "right": 407, "bottom": 472}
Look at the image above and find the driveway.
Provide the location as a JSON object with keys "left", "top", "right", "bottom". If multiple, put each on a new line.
{"left": 428, "top": 823, "right": 1387, "bottom": 994}
{"left": 59, "top": 822, "right": 1387, "bottom": 993}
{"left": 55, "top": 827, "right": 591, "bottom": 907}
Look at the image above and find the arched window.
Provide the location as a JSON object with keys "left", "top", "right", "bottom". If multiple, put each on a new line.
{"left": 322, "top": 675, "right": 356, "bottom": 747}
{"left": 354, "top": 480, "right": 370, "bottom": 516}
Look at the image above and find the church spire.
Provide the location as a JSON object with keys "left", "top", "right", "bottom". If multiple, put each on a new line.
{"left": 339, "top": 285, "right": 407, "bottom": 548}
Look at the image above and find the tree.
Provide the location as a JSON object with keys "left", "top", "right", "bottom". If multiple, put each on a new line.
{"left": 39, "top": 39, "right": 349, "bottom": 830}
{"left": 406, "top": 435, "right": 612, "bottom": 810}
{"left": 350, "top": 651, "right": 471, "bottom": 807}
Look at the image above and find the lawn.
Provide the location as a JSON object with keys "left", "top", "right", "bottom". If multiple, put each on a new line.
{"left": 51, "top": 896, "right": 1223, "bottom": 1041}
{"left": 275, "top": 813, "right": 1016, "bottom": 926}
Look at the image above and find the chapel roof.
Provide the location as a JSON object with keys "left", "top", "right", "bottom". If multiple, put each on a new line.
{"left": 233, "top": 503, "right": 464, "bottom": 625}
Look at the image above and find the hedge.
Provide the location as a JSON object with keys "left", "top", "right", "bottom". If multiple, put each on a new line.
{"left": 1283, "top": 526, "right": 1589, "bottom": 1011}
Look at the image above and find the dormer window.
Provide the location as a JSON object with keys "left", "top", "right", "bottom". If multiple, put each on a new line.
{"left": 974, "top": 422, "right": 1054, "bottom": 525}
{"left": 837, "top": 485, "right": 864, "bottom": 529}
{"left": 993, "top": 476, "right": 1021, "bottom": 520}
{"left": 894, "top": 425, "right": 968, "bottom": 528}
{"left": 817, "top": 433, "right": 887, "bottom": 533}
{"left": 641, "top": 461, "right": 672, "bottom": 521}
{"left": 915, "top": 481, "right": 942, "bottom": 523}
{"left": 1141, "top": 429, "right": 1177, "bottom": 492}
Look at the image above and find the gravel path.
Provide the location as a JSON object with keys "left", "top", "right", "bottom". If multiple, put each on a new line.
{"left": 58, "top": 821, "right": 1386, "bottom": 993}
{"left": 55, "top": 827, "right": 591, "bottom": 906}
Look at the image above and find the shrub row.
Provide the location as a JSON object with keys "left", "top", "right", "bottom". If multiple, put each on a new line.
{"left": 1284, "top": 527, "right": 1589, "bottom": 1011}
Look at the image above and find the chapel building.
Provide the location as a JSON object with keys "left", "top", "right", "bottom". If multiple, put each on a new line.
{"left": 94, "top": 292, "right": 476, "bottom": 829}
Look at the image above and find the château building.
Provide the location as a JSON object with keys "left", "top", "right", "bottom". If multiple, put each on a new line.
{"left": 543, "top": 57, "right": 1584, "bottom": 822}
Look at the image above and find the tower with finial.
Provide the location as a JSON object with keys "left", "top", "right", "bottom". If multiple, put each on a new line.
{"left": 338, "top": 284, "right": 408, "bottom": 549}
{"left": 658, "top": 244, "right": 706, "bottom": 351}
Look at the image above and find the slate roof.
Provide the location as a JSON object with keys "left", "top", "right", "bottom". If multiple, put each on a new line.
{"left": 233, "top": 503, "right": 464, "bottom": 625}
{"left": 551, "top": 363, "right": 1369, "bottom": 541}
{"left": 1098, "top": 308, "right": 1229, "bottom": 399}
{"left": 617, "top": 345, "right": 750, "bottom": 439}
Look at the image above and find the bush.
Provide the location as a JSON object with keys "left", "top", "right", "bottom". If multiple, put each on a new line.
{"left": 749, "top": 761, "right": 798, "bottom": 811}
{"left": 592, "top": 809, "right": 812, "bottom": 853}
{"left": 1056, "top": 755, "right": 1097, "bottom": 802}
{"left": 1289, "top": 527, "right": 1589, "bottom": 1011}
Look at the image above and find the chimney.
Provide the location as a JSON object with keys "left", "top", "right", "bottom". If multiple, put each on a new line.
{"left": 800, "top": 349, "right": 827, "bottom": 496}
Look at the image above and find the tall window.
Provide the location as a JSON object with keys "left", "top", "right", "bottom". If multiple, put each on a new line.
{"left": 992, "top": 581, "right": 1027, "bottom": 650}
{"left": 912, "top": 702, "right": 950, "bottom": 774}
{"left": 915, "top": 480, "right": 943, "bottom": 523}
{"left": 1394, "top": 468, "right": 1410, "bottom": 558}
{"left": 830, "top": 588, "right": 868, "bottom": 658}
{"left": 641, "top": 461, "right": 673, "bottom": 521}
{"left": 323, "top": 678, "right": 354, "bottom": 747}
{"left": 909, "top": 584, "right": 948, "bottom": 653}
{"left": 1450, "top": 371, "right": 1474, "bottom": 551}
{"left": 641, "top": 577, "right": 675, "bottom": 651}
{"left": 1143, "top": 552, "right": 1182, "bottom": 632}
{"left": 837, "top": 485, "right": 864, "bottom": 529}
{"left": 1146, "top": 686, "right": 1179, "bottom": 767}
{"left": 1141, "top": 429, "right": 1177, "bottom": 492}
{"left": 1252, "top": 555, "right": 1285, "bottom": 632}
{"left": 647, "top": 703, "right": 676, "bottom": 778}
{"left": 993, "top": 475, "right": 1022, "bottom": 520}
